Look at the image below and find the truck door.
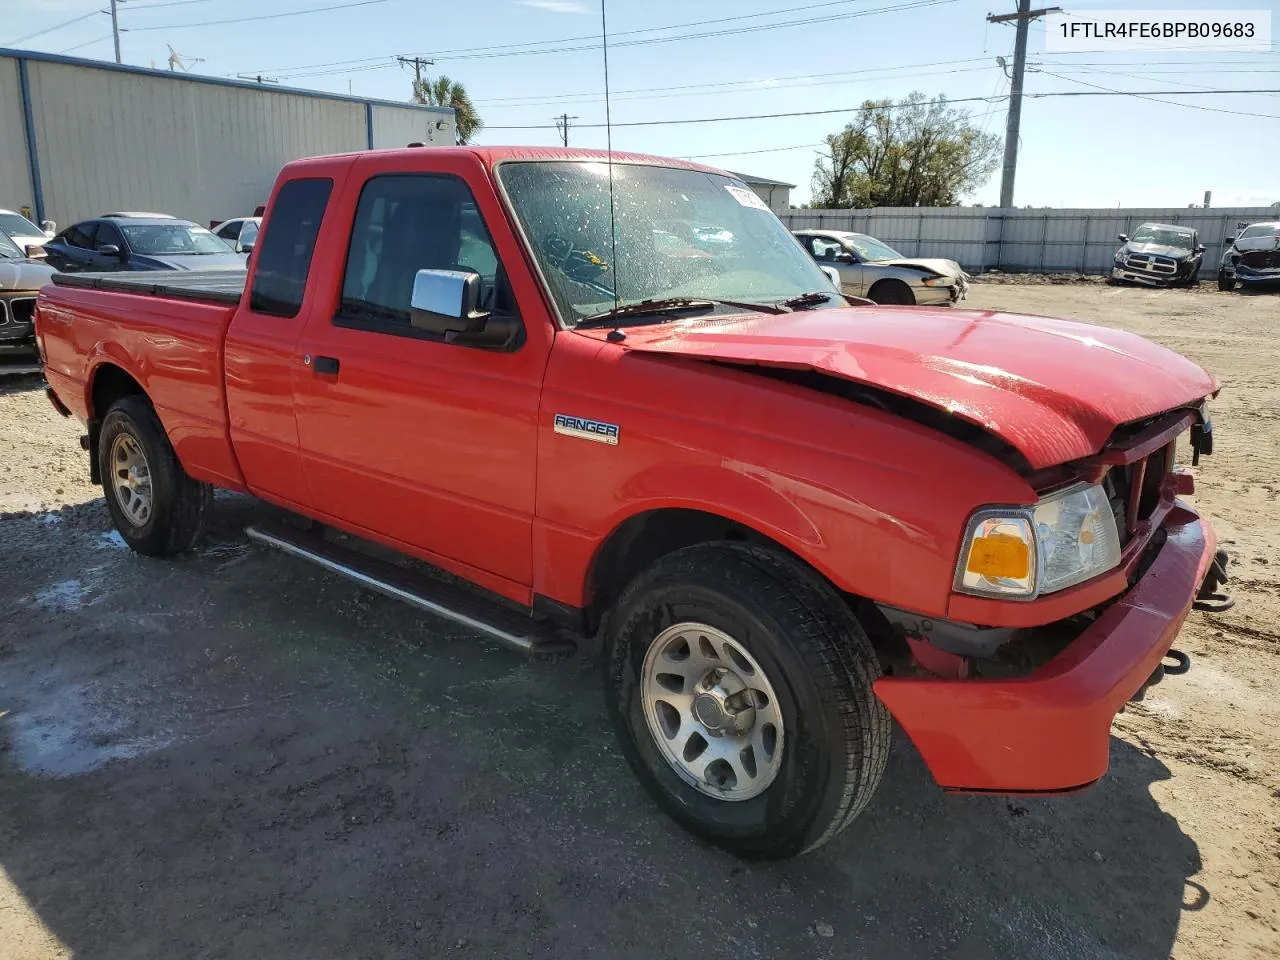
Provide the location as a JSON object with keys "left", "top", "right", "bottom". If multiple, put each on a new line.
{"left": 292, "top": 160, "right": 551, "bottom": 593}
{"left": 224, "top": 176, "right": 338, "bottom": 511}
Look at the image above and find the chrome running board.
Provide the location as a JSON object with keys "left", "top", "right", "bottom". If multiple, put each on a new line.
{"left": 245, "top": 522, "right": 574, "bottom": 658}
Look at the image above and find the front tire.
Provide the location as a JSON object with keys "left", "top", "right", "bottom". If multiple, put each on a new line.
{"left": 867, "top": 279, "right": 915, "bottom": 305}
{"left": 604, "top": 543, "right": 890, "bottom": 859}
{"left": 98, "top": 395, "right": 212, "bottom": 556}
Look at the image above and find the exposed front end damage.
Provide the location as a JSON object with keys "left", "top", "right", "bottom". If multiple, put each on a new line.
{"left": 867, "top": 408, "right": 1232, "bottom": 793}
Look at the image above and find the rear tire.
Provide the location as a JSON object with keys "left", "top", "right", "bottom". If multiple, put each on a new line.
{"left": 98, "top": 395, "right": 212, "bottom": 556}
{"left": 868, "top": 279, "right": 915, "bottom": 305}
{"left": 604, "top": 543, "right": 890, "bottom": 859}
{"left": 1217, "top": 270, "right": 1236, "bottom": 292}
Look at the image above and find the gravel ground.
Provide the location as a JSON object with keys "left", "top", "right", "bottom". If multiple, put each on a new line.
{"left": 2, "top": 282, "right": 1278, "bottom": 960}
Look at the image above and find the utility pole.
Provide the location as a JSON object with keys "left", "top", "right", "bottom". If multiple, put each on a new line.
{"left": 554, "top": 113, "right": 578, "bottom": 147}
{"left": 396, "top": 55, "right": 434, "bottom": 100}
{"left": 110, "top": 0, "right": 122, "bottom": 63}
{"left": 987, "top": 2, "right": 1059, "bottom": 207}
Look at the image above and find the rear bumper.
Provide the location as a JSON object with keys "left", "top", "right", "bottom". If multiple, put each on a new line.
{"left": 873, "top": 503, "right": 1215, "bottom": 792}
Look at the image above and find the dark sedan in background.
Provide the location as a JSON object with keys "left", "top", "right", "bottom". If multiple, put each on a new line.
{"left": 42, "top": 216, "right": 245, "bottom": 273}
{"left": 1111, "top": 223, "right": 1205, "bottom": 287}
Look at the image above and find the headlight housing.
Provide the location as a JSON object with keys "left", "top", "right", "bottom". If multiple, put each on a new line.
{"left": 1114, "top": 249, "right": 1126, "bottom": 263}
{"left": 920, "top": 276, "right": 952, "bottom": 287}
{"left": 955, "top": 484, "right": 1122, "bottom": 600}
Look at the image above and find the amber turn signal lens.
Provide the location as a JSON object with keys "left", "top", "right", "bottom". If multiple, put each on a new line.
{"left": 964, "top": 533, "right": 1031, "bottom": 580}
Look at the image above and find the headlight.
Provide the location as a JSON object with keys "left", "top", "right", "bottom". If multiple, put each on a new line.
{"left": 1114, "top": 249, "right": 1126, "bottom": 263}
{"left": 921, "top": 276, "right": 952, "bottom": 287}
{"left": 955, "top": 484, "right": 1122, "bottom": 600}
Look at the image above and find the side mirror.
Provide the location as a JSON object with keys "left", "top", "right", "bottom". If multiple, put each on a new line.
{"left": 1195, "top": 244, "right": 1206, "bottom": 254}
{"left": 409, "top": 269, "right": 518, "bottom": 349}
{"left": 240, "top": 238, "right": 255, "bottom": 255}
{"left": 41, "top": 220, "right": 56, "bottom": 235}
{"left": 1117, "top": 234, "right": 1129, "bottom": 243}
{"left": 833, "top": 251, "right": 855, "bottom": 263}
{"left": 24, "top": 244, "right": 46, "bottom": 259}
{"left": 97, "top": 244, "right": 121, "bottom": 257}
{"left": 1224, "top": 236, "right": 1235, "bottom": 245}
{"left": 819, "top": 265, "right": 842, "bottom": 290}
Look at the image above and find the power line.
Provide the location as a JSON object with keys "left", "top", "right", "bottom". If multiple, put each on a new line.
{"left": 3, "top": 9, "right": 102, "bottom": 47}
{"left": 484, "top": 88, "right": 1280, "bottom": 130}
{"left": 58, "top": 34, "right": 113, "bottom": 54}
{"left": 254, "top": 0, "right": 955, "bottom": 76}
{"left": 119, "top": 0, "right": 220, "bottom": 8}
{"left": 127, "top": 0, "right": 390, "bottom": 33}
{"left": 1037, "top": 72, "right": 1280, "bottom": 119}
{"left": 680, "top": 143, "right": 826, "bottom": 160}
{"left": 473, "top": 59, "right": 1002, "bottom": 109}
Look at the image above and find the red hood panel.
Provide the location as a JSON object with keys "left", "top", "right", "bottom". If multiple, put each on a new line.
{"left": 606, "top": 306, "right": 1216, "bottom": 469}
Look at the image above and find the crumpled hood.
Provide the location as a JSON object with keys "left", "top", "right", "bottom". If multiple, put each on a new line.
{"left": 1233, "top": 233, "right": 1280, "bottom": 254}
{"left": 1124, "top": 241, "right": 1194, "bottom": 260}
{"left": 604, "top": 306, "right": 1217, "bottom": 470}
{"left": 876, "top": 257, "right": 965, "bottom": 277}
{"left": 0, "top": 258, "right": 56, "bottom": 292}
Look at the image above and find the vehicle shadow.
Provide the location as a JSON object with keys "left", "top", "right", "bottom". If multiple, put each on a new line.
{"left": 0, "top": 496, "right": 1202, "bottom": 960}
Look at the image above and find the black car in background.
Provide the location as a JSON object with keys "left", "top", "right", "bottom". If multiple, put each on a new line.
{"left": 1110, "top": 223, "right": 1205, "bottom": 287}
{"left": 42, "top": 216, "right": 244, "bottom": 273}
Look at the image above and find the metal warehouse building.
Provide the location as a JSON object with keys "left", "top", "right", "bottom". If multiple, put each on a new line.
{"left": 0, "top": 48, "right": 455, "bottom": 230}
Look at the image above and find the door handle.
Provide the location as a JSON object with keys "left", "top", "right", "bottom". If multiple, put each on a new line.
{"left": 312, "top": 355, "right": 340, "bottom": 375}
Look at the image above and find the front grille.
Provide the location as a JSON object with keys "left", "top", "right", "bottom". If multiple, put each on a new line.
{"left": 0, "top": 302, "right": 8, "bottom": 326}
{"left": 8, "top": 298, "right": 35, "bottom": 325}
{"left": 1104, "top": 442, "right": 1173, "bottom": 545}
{"left": 1124, "top": 253, "right": 1178, "bottom": 275}
{"left": 1240, "top": 250, "right": 1280, "bottom": 271}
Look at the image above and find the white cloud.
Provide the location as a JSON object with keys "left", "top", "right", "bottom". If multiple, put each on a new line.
{"left": 517, "top": 0, "right": 589, "bottom": 12}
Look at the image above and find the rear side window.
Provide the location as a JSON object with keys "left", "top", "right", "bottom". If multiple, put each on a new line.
{"left": 65, "top": 222, "right": 97, "bottom": 249}
{"left": 249, "top": 178, "right": 333, "bottom": 317}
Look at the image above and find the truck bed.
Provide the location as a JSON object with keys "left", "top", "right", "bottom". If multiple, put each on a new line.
{"left": 51, "top": 269, "right": 246, "bottom": 306}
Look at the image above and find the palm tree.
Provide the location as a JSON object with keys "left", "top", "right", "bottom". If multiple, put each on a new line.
{"left": 413, "top": 75, "right": 482, "bottom": 145}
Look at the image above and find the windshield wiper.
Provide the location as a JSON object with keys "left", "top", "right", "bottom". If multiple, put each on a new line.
{"left": 781, "top": 291, "right": 836, "bottom": 310}
{"left": 576, "top": 296, "right": 788, "bottom": 329}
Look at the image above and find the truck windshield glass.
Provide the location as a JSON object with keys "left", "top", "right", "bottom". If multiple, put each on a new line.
{"left": 1239, "top": 224, "right": 1279, "bottom": 240}
{"left": 499, "top": 161, "right": 834, "bottom": 325}
{"left": 1131, "top": 226, "right": 1194, "bottom": 250}
{"left": 846, "top": 234, "right": 902, "bottom": 262}
{"left": 120, "top": 223, "right": 230, "bottom": 255}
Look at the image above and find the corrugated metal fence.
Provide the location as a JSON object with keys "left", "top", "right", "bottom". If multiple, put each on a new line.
{"left": 781, "top": 206, "right": 1277, "bottom": 274}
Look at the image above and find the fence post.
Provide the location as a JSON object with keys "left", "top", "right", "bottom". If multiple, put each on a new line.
{"left": 1081, "top": 214, "right": 1091, "bottom": 274}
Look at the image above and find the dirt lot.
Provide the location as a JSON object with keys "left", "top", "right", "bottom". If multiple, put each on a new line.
{"left": 2, "top": 281, "right": 1278, "bottom": 960}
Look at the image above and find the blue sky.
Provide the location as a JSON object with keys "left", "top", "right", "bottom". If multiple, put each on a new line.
{"left": 6, "top": 0, "right": 1279, "bottom": 207}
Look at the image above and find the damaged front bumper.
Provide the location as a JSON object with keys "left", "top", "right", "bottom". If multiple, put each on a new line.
{"left": 873, "top": 503, "right": 1218, "bottom": 793}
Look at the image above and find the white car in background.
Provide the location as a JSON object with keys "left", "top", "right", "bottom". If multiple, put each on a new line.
{"left": 213, "top": 216, "right": 261, "bottom": 254}
{"left": 0, "top": 209, "right": 56, "bottom": 256}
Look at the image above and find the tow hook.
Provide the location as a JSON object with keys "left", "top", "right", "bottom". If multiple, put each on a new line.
{"left": 1130, "top": 649, "right": 1192, "bottom": 703}
{"left": 1193, "top": 549, "right": 1234, "bottom": 613}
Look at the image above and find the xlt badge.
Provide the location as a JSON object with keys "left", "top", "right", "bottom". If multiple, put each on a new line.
{"left": 554, "top": 414, "right": 619, "bottom": 445}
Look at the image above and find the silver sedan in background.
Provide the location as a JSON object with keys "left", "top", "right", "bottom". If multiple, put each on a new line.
{"left": 794, "top": 229, "right": 969, "bottom": 305}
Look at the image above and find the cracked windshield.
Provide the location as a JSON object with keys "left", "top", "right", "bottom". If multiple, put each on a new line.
{"left": 499, "top": 161, "right": 835, "bottom": 325}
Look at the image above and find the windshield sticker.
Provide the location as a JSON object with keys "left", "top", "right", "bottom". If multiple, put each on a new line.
{"left": 724, "top": 185, "right": 770, "bottom": 211}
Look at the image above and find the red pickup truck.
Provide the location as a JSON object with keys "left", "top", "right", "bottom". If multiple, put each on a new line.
{"left": 37, "top": 146, "right": 1227, "bottom": 859}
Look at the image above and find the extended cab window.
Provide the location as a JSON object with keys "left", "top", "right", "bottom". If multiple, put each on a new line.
{"left": 249, "top": 178, "right": 332, "bottom": 317}
{"left": 337, "top": 174, "right": 510, "bottom": 333}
